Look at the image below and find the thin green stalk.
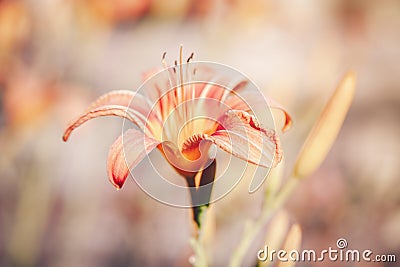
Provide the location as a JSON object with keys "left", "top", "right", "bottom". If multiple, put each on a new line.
{"left": 229, "top": 178, "right": 299, "bottom": 267}
{"left": 186, "top": 160, "right": 217, "bottom": 267}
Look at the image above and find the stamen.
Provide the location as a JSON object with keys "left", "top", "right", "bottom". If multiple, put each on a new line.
{"left": 161, "top": 51, "right": 176, "bottom": 106}
{"left": 187, "top": 52, "right": 194, "bottom": 63}
{"left": 161, "top": 52, "right": 168, "bottom": 69}
{"left": 179, "top": 45, "right": 183, "bottom": 64}
{"left": 173, "top": 60, "right": 177, "bottom": 74}
{"left": 185, "top": 52, "right": 195, "bottom": 126}
{"left": 179, "top": 46, "right": 185, "bottom": 125}
{"left": 186, "top": 52, "right": 195, "bottom": 101}
{"left": 179, "top": 46, "right": 184, "bottom": 103}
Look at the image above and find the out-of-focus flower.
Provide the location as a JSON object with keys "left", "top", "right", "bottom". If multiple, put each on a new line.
{"left": 150, "top": 0, "right": 191, "bottom": 19}
{"left": 63, "top": 50, "right": 291, "bottom": 190}
{"left": 74, "top": 0, "right": 151, "bottom": 27}
{"left": 0, "top": 0, "right": 30, "bottom": 72}
{"left": 3, "top": 69, "right": 57, "bottom": 128}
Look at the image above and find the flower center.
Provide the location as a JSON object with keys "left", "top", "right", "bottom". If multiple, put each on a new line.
{"left": 177, "top": 117, "right": 218, "bottom": 158}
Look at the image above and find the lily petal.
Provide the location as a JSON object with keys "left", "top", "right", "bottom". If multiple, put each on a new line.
{"left": 63, "top": 105, "right": 147, "bottom": 141}
{"left": 88, "top": 90, "right": 152, "bottom": 115}
{"left": 182, "top": 110, "right": 282, "bottom": 168}
{"left": 265, "top": 96, "right": 293, "bottom": 132}
{"left": 107, "top": 128, "right": 160, "bottom": 189}
{"left": 224, "top": 90, "right": 292, "bottom": 132}
{"left": 62, "top": 89, "right": 163, "bottom": 141}
{"left": 211, "top": 110, "right": 282, "bottom": 167}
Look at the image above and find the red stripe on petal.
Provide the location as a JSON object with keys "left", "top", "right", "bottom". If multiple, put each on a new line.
{"left": 107, "top": 129, "right": 160, "bottom": 189}
{"left": 182, "top": 110, "right": 282, "bottom": 168}
{"left": 62, "top": 105, "right": 147, "bottom": 141}
{"left": 224, "top": 91, "right": 292, "bottom": 132}
{"left": 213, "top": 110, "right": 282, "bottom": 167}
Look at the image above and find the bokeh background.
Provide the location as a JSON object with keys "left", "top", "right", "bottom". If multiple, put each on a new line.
{"left": 0, "top": 0, "right": 399, "bottom": 266}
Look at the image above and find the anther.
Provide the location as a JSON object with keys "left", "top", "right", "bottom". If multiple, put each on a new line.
{"left": 187, "top": 52, "right": 194, "bottom": 63}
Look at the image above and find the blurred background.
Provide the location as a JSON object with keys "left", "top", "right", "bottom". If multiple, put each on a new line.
{"left": 0, "top": 0, "right": 399, "bottom": 266}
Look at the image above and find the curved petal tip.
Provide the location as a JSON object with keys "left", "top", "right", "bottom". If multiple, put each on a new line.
{"left": 107, "top": 129, "right": 160, "bottom": 190}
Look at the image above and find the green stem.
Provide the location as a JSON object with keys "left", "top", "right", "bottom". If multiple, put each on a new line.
{"left": 186, "top": 176, "right": 203, "bottom": 228}
{"left": 185, "top": 159, "right": 216, "bottom": 229}
{"left": 229, "top": 178, "right": 299, "bottom": 267}
{"left": 184, "top": 160, "right": 216, "bottom": 267}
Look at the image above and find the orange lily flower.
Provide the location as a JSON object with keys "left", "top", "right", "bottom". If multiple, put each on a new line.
{"left": 63, "top": 50, "right": 291, "bottom": 193}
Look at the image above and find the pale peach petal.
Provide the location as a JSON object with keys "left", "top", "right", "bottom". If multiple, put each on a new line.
{"left": 266, "top": 97, "right": 292, "bottom": 132}
{"left": 107, "top": 129, "right": 160, "bottom": 189}
{"left": 182, "top": 110, "right": 282, "bottom": 168}
{"left": 88, "top": 90, "right": 152, "bottom": 115}
{"left": 141, "top": 69, "right": 181, "bottom": 124}
{"left": 197, "top": 79, "right": 226, "bottom": 101}
{"left": 224, "top": 91, "right": 292, "bottom": 132}
{"left": 218, "top": 79, "right": 248, "bottom": 103}
{"left": 141, "top": 68, "right": 177, "bottom": 104}
{"left": 95, "top": 90, "right": 163, "bottom": 127}
{"left": 141, "top": 67, "right": 164, "bottom": 82}
{"left": 63, "top": 89, "right": 164, "bottom": 142}
{"left": 211, "top": 110, "right": 282, "bottom": 167}
{"left": 62, "top": 105, "right": 147, "bottom": 141}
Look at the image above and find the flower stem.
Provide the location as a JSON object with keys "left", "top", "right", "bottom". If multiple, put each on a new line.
{"left": 185, "top": 159, "right": 216, "bottom": 229}
{"left": 184, "top": 159, "right": 216, "bottom": 267}
{"left": 186, "top": 176, "right": 203, "bottom": 229}
{"left": 229, "top": 177, "right": 299, "bottom": 267}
